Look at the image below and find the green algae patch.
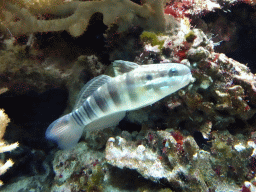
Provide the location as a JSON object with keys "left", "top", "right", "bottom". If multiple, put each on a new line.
{"left": 140, "top": 31, "right": 165, "bottom": 50}
{"left": 87, "top": 164, "right": 104, "bottom": 192}
{"left": 185, "top": 31, "right": 197, "bottom": 43}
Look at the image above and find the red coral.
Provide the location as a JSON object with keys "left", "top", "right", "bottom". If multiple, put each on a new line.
{"left": 164, "top": 1, "right": 193, "bottom": 18}
{"left": 241, "top": 185, "right": 251, "bottom": 192}
{"left": 171, "top": 131, "right": 183, "bottom": 142}
{"left": 171, "top": 131, "right": 185, "bottom": 155}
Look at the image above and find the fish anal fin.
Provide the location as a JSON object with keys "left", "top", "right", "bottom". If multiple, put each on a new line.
{"left": 85, "top": 111, "right": 126, "bottom": 132}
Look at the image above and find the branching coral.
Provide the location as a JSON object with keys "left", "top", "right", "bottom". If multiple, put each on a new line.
{"left": 0, "top": 0, "right": 168, "bottom": 37}
{"left": 0, "top": 109, "right": 18, "bottom": 186}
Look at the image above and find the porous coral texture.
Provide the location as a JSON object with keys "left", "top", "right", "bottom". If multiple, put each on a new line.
{"left": 0, "top": 0, "right": 168, "bottom": 37}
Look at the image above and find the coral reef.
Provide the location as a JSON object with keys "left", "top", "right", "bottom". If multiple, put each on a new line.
{"left": 126, "top": 26, "right": 256, "bottom": 141}
{"left": 0, "top": 0, "right": 256, "bottom": 191}
{"left": 50, "top": 142, "right": 105, "bottom": 191}
{"left": 105, "top": 131, "right": 204, "bottom": 190}
{"left": 105, "top": 130, "right": 256, "bottom": 191}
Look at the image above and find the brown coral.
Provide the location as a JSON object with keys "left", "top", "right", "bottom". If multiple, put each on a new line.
{"left": 0, "top": 0, "right": 168, "bottom": 37}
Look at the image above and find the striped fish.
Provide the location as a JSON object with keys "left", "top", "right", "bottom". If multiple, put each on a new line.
{"left": 45, "top": 60, "right": 192, "bottom": 149}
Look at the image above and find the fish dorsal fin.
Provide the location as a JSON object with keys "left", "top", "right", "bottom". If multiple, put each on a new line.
{"left": 113, "top": 60, "right": 140, "bottom": 76}
{"left": 73, "top": 75, "right": 112, "bottom": 110}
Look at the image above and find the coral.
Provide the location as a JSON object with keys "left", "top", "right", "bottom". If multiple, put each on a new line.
{"left": 50, "top": 142, "right": 105, "bottom": 191}
{"left": 105, "top": 25, "right": 146, "bottom": 61}
{"left": 86, "top": 164, "right": 104, "bottom": 192}
{"left": 0, "top": 37, "right": 69, "bottom": 94}
{"left": 105, "top": 131, "right": 213, "bottom": 191}
{"left": 99, "top": 16, "right": 256, "bottom": 190}
{"left": 105, "top": 129, "right": 256, "bottom": 191}
{"left": 0, "top": 38, "right": 108, "bottom": 115}
{"left": 22, "top": 0, "right": 67, "bottom": 10}
{"left": 1, "top": 0, "right": 168, "bottom": 37}
{"left": 164, "top": 0, "right": 221, "bottom": 19}
{"left": 211, "top": 130, "right": 253, "bottom": 183}
{"left": 140, "top": 27, "right": 256, "bottom": 136}
{"left": 140, "top": 31, "right": 165, "bottom": 51}
{"left": 0, "top": 109, "right": 18, "bottom": 186}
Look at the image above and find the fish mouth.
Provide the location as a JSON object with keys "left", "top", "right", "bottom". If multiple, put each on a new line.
{"left": 177, "top": 72, "right": 193, "bottom": 88}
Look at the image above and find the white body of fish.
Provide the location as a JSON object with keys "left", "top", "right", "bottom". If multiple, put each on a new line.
{"left": 45, "top": 60, "right": 193, "bottom": 149}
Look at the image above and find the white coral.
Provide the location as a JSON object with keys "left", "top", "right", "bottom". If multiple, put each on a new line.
{"left": 0, "top": 109, "right": 18, "bottom": 186}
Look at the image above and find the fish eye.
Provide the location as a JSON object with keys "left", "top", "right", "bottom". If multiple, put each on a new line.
{"left": 168, "top": 68, "right": 178, "bottom": 77}
{"left": 146, "top": 74, "right": 153, "bottom": 80}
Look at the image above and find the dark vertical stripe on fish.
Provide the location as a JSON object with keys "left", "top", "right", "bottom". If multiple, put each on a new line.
{"left": 126, "top": 73, "right": 138, "bottom": 102}
{"left": 107, "top": 82, "right": 122, "bottom": 106}
{"left": 83, "top": 100, "right": 97, "bottom": 120}
{"left": 72, "top": 112, "right": 83, "bottom": 126}
{"left": 93, "top": 91, "right": 109, "bottom": 113}
{"left": 77, "top": 110, "right": 85, "bottom": 123}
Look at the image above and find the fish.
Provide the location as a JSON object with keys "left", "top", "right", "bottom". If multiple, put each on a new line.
{"left": 45, "top": 60, "right": 193, "bottom": 149}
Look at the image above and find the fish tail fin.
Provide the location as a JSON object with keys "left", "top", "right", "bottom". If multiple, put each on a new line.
{"left": 45, "top": 114, "right": 83, "bottom": 149}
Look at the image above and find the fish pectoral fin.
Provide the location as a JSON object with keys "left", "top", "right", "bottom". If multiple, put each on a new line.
{"left": 85, "top": 111, "right": 126, "bottom": 131}
{"left": 113, "top": 60, "right": 140, "bottom": 76}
